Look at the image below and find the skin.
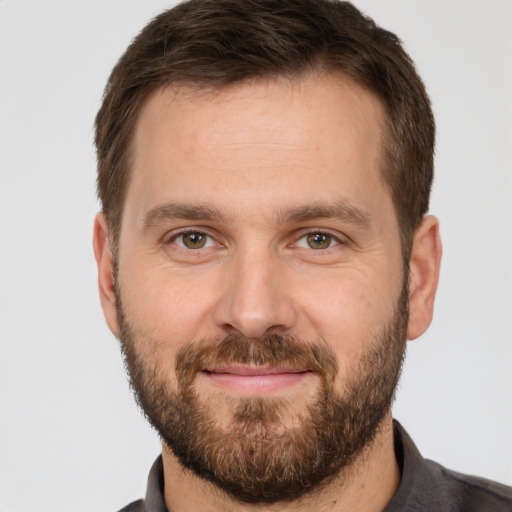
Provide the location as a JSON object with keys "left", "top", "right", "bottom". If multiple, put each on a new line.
{"left": 94, "top": 73, "right": 442, "bottom": 511}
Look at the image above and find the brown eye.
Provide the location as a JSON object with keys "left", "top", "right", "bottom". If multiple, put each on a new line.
{"left": 179, "top": 232, "right": 208, "bottom": 249}
{"left": 306, "top": 232, "right": 333, "bottom": 249}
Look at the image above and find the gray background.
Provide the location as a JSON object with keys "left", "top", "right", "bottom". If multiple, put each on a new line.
{"left": 1, "top": 1, "right": 511, "bottom": 511}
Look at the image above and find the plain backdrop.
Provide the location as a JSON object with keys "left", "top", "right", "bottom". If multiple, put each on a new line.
{"left": 0, "top": 1, "right": 511, "bottom": 511}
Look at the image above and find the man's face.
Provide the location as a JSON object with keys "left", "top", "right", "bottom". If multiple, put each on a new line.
{"left": 108, "top": 75, "right": 408, "bottom": 502}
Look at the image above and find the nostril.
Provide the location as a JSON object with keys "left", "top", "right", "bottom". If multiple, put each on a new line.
{"left": 220, "top": 322, "right": 239, "bottom": 334}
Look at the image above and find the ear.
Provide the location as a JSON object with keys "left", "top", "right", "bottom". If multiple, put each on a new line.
{"left": 93, "top": 213, "right": 119, "bottom": 338}
{"left": 407, "top": 215, "right": 442, "bottom": 340}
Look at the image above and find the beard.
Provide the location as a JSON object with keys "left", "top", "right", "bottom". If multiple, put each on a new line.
{"left": 115, "top": 279, "right": 408, "bottom": 504}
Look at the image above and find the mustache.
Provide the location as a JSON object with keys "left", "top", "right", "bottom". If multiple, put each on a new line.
{"left": 175, "top": 334, "right": 338, "bottom": 385}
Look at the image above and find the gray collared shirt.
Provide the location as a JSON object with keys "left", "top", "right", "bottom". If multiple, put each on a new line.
{"left": 118, "top": 421, "right": 512, "bottom": 511}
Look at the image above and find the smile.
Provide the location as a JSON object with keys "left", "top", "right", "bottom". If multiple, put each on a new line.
{"left": 202, "top": 365, "right": 311, "bottom": 394}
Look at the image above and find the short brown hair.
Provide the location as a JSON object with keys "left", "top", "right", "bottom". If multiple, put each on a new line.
{"left": 95, "top": 0, "right": 435, "bottom": 258}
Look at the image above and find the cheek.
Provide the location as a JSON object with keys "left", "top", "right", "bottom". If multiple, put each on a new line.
{"left": 118, "top": 260, "right": 221, "bottom": 355}
{"left": 297, "top": 270, "right": 399, "bottom": 362}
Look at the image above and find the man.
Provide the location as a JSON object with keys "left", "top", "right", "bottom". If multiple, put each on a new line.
{"left": 92, "top": 0, "right": 512, "bottom": 510}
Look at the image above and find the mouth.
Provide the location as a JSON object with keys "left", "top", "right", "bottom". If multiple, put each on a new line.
{"left": 201, "top": 365, "right": 311, "bottom": 395}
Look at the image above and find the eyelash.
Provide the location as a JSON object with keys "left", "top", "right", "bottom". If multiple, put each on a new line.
{"left": 165, "top": 229, "right": 346, "bottom": 251}
{"left": 166, "top": 229, "right": 217, "bottom": 250}
{"left": 294, "top": 230, "right": 345, "bottom": 250}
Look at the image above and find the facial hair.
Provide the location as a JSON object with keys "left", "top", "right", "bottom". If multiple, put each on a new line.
{"left": 115, "top": 280, "right": 408, "bottom": 504}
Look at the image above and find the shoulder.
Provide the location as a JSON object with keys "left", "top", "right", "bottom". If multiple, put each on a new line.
{"left": 387, "top": 421, "right": 512, "bottom": 512}
{"left": 424, "top": 459, "right": 512, "bottom": 511}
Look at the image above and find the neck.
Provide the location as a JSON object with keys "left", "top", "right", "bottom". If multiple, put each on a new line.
{"left": 162, "top": 414, "right": 400, "bottom": 512}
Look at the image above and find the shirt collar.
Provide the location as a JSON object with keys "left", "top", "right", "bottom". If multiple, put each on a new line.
{"left": 144, "top": 456, "right": 168, "bottom": 512}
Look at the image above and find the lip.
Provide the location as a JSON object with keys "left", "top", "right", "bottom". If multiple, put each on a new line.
{"left": 201, "top": 365, "right": 310, "bottom": 394}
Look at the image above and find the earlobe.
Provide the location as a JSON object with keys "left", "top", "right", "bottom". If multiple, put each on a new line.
{"left": 407, "top": 215, "right": 442, "bottom": 340}
{"left": 93, "top": 213, "right": 120, "bottom": 338}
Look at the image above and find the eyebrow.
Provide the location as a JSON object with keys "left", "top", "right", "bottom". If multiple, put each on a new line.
{"left": 142, "top": 203, "right": 230, "bottom": 229}
{"left": 277, "top": 202, "right": 373, "bottom": 230}
{"left": 142, "top": 200, "right": 372, "bottom": 231}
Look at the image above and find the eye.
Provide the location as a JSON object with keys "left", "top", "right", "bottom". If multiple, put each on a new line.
{"left": 172, "top": 231, "right": 215, "bottom": 250}
{"left": 295, "top": 232, "right": 340, "bottom": 250}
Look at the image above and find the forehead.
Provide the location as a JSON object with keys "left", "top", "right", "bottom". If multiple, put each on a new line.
{"left": 134, "top": 74, "right": 385, "bottom": 160}
{"left": 126, "top": 74, "right": 391, "bottom": 228}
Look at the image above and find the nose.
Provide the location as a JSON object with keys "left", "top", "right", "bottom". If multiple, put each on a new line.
{"left": 213, "top": 246, "right": 298, "bottom": 339}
